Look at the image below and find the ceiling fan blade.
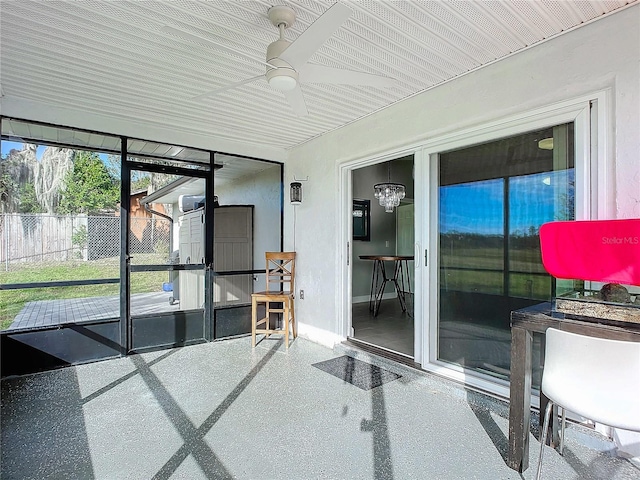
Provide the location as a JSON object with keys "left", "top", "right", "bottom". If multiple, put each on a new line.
{"left": 161, "top": 26, "right": 276, "bottom": 69}
{"left": 283, "top": 85, "right": 308, "bottom": 117}
{"left": 299, "top": 64, "right": 395, "bottom": 88}
{"left": 279, "top": 3, "right": 352, "bottom": 70}
{"left": 191, "top": 75, "right": 264, "bottom": 100}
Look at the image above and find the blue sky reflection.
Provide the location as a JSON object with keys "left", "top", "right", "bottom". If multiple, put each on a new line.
{"left": 440, "top": 169, "right": 575, "bottom": 235}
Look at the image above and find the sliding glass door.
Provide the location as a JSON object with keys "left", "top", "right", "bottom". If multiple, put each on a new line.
{"left": 437, "top": 124, "right": 575, "bottom": 382}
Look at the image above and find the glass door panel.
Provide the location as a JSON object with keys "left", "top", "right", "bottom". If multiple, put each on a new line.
{"left": 437, "top": 124, "right": 575, "bottom": 385}
{"left": 508, "top": 170, "right": 575, "bottom": 300}
{"left": 439, "top": 179, "right": 505, "bottom": 295}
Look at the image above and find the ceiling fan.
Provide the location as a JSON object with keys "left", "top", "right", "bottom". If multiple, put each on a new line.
{"left": 162, "top": 3, "right": 394, "bottom": 117}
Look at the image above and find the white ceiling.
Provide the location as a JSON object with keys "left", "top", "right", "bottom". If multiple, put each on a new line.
{"left": 0, "top": 0, "right": 636, "bottom": 153}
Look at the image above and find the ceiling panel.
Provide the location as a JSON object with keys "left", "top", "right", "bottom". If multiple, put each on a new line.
{"left": 0, "top": 0, "right": 636, "bottom": 152}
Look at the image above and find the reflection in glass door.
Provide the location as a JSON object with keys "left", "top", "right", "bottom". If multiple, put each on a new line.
{"left": 437, "top": 124, "right": 574, "bottom": 383}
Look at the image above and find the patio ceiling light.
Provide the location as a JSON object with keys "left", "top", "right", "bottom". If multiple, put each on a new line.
{"left": 538, "top": 137, "right": 554, "bottom": 150}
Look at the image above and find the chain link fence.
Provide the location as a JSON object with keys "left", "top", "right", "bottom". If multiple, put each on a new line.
{"left": 129, "top": 216, "right": 172, "bottom": 264}
{"left": 0, "top": 214, "right": 171, "bottom": 271}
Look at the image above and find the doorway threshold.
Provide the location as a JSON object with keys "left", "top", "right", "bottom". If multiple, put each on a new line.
{"left": 344, "top": 337, "right": 419, "bottom": 369}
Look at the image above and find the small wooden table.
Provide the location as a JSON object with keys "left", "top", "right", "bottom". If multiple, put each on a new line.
{"left": 359, "top": 255, "right": 413, "bottom": 316}
{"left": 508, "top": 302, "right": 640, "bottom": 472}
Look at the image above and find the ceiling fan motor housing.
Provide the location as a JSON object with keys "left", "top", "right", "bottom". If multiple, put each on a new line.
{"left": 267, "top": 5, "right": 296, "bottom": 29}
{"left": 266, "top": 39, "right": 298, "bottom": 91}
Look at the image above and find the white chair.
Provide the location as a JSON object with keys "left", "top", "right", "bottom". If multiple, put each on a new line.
{"left": 536, "top": 328, "right": 640, "bottom": 479}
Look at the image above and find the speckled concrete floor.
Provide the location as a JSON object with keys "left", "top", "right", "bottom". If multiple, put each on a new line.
{"left": 1, "top": 336, "right": 638, "bottom": 479}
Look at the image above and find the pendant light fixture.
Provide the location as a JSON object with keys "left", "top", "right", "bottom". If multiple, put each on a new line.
{"left": 374, "top": 161, "right": 405, "bottom": 213}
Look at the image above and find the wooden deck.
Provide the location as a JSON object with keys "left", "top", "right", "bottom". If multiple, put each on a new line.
{"left": 7, "top": 292, "right": 180, "bottom": 331}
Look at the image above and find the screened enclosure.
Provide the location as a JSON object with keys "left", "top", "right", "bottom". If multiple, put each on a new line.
{"left": 0, "top": 117, "right": 283, "bottom": 376}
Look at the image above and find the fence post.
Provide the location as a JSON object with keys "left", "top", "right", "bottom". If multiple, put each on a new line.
{"left": 70, "top": 215, "right": 74, "bottom": 261}
{"left": 81, "top": 214, "right": 88, "bottom": 261}
{"left": 40, "top": 214, "right": 44, "bottom": 263}
{"left": 3, "top": 214, "right": 8, "bottom": 271}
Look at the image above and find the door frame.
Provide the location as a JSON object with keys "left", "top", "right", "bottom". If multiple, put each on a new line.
{"left": 124, "top": 157, "right": 213, "bottom": 354}
{"left": 419, "top": 94, "right": 605, "bottom": 397}
{"left": 338, "top": 148, "right": 423, "bottom": 359}
{"left": 339, "top": 90, "right": 610, "bottom": 396}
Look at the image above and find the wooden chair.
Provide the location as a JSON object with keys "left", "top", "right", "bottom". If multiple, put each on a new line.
{"left": 251, "top": 252, "right": 296, "bottom": 348}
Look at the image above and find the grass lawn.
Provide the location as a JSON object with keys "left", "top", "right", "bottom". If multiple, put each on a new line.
{"left": 440, "top": 247, "right": 552, "bottom": 299}
{"left": 1, "top": 256, "right": 167, "bottom": 330}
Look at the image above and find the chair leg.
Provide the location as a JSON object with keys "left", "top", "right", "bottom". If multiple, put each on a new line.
{"left": 560, "top": 407, "right": 566, "bottom": 455}
{"left": 284, "top": 301, "right": 290, "bottom": 349}
{"left": 265, "top": 302, "right": 272, "bottom": 339}
{"left": 536, "top": 400, "right": 555, "bottom": 480}
{"left": 290, "top": 298, "right": 297, "bottom": 339}
{"left": 251, "top": 297, "right": 257, "bottom": 347}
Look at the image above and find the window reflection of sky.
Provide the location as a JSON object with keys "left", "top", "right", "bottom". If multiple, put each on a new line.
{"left": 440, "top": 169, "right": 575, "bottom": 235}
{"left": 509, "top": 170, "right": 575, "bottom": 234}
{"left": 440, "top": 179, "right": 504, "bottom": 234}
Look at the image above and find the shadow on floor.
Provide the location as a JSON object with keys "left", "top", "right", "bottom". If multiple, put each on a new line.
{"left": 1, "top": 367, "right": 95, "bottom": 479}
{"left": 3, "top": 336, "right": 638, "bottom": 479}
{"left": 1, "top": 340, "right": 281, "bottom": 480}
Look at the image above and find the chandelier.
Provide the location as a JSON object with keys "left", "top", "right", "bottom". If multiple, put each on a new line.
{"left": 374, "top": 162, "right": 405, "bottom": 213}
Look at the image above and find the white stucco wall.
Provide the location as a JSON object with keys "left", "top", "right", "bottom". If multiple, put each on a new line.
{"left": 286, "top": 7, "right": 640, "bottom": 341}
{"left": 215, "top": 163, "right": 282, "bottom": 286}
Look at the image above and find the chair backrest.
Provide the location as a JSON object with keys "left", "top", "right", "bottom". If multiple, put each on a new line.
{"left": 265, "top": 252, "right": 295, "bottom": 293}
{"left": 542, "top": 328, "right": 640, "bottom": 432}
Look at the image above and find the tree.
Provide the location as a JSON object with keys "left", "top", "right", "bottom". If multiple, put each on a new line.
{"left": 131, "top": 174, "right": 151, "bottom": 192}
{"left": 0, "top": 173, "right": 14, "bottom": 214}
{"left": 103, "top": 154, "right": 121, "bottom": 180}
{"left": 58, "top": 151, "right": 119, "bottom": 214}
{"left": 18, "top": 183, "right": 44, "bottom": 213}
{"left": 103, "top": 154, "right": 154, "bottom": 192}
{"left": 555, "top": 180, "right": 576, "bottom": 222}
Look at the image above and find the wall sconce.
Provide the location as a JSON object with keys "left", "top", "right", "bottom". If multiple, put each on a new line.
{"left": 290, "top": 182, "right": 302, "bottom": 204}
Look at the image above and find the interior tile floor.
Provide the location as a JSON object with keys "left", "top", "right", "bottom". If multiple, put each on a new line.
{"left": 2, "top": 336, "right": 638, "bottom": 479}
{"left": 352, "top": 296, "right": 414, "bottom": 357}
{"left": 351, "top": 296, "right": 536, "bottom": 385}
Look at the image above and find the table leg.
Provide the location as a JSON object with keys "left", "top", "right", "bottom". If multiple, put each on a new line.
{"left": 405, "top": 259, "right": 411, "bottom": 295}
{"left": 401, "top": 260, "right": 412, "bottom": 311}
{"left": 393, "top": 261, "right": 408, "bottom": 313}
{"left": 368, "top": 261, "right": 377, "bottom": 313}
{"left": 372, "top": 260, "right": 387, "bottom": 316}
{"left": 508, "top": 326, "right": 532, "bottom": 472}
{"left": 399, "top": 259, "right": 413, "bottom": 317}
